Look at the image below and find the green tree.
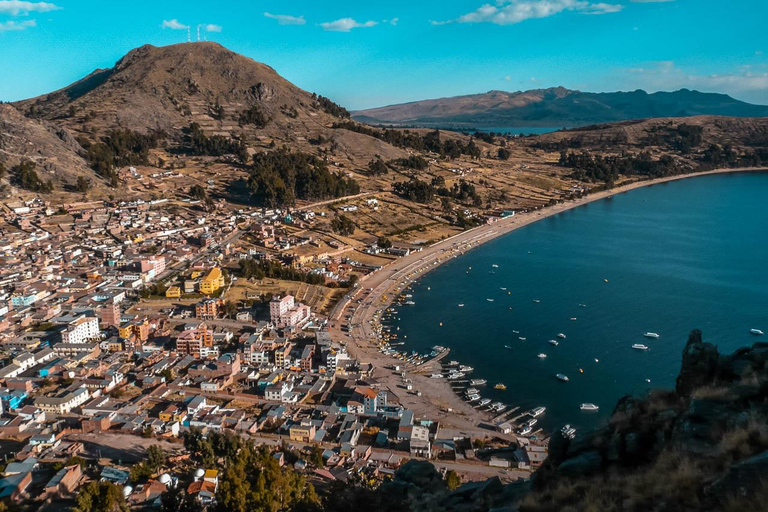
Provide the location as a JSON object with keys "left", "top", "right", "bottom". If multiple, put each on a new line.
{"left": 445, "top": 470, "right": 461, "bottom": 490}
{"left": 76, "top": 176, "right": 91, "bottom": 193}
{"left": 330, "top": 214, "right": 355, "bottom": 236}
{"left": 223, "top": 301, "right": 239, "bottom": 319}
{"left": 498, "top": 147, "right": 511, "bottom": 160}
{"left": 75, "top": 481, "right": 128, "bottom": 512}
{"left": 147, "top": 445, "right": 166, "bottom": 471}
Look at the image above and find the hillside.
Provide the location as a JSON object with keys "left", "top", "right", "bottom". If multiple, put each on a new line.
{"left": 353, "top": 88, "right": 768, "bottom": 128}
{"left": 0, "top": 103, "right": 99, "bottom": 194}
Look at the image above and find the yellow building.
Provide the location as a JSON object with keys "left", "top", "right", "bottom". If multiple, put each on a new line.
{"left": 200, "top": 268, "right": 224, "bottom": 295}
{"left": 165, "top": 286, "right": 181, "bottom": 298}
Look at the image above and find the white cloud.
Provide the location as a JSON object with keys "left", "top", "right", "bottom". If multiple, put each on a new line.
{"left": 202, "top": 23, "right": 221, "bottom": 33}
{"left": 264, "top": 12, "right": 306, "bottom": 26}
{"left": 436, "top": 0, "right": 623, "bottom": 25}
{"left": 0, "top": 1, "right": 60, "bottom": 16}
{"left": 161, "top": 19, "right": 189, "bottom": 30}
{"left": 505, "top": 76, "right": 512, "bottom": 81}
{"left": 320, "top": 18, "right": 378, "bottom": 32}
{"left": 623, "top": 61, "right": 768, "bottom": 103}
{"left": 0, "top": 18, "right": 35, "bottom": 31}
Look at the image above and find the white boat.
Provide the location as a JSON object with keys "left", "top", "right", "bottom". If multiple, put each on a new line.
{"left": 459, "top": 365, "right": 474, "bottom": 373}
{"left": 492, "top": 264, "right": 499, "bottom": 268}
{"left": 467, "top": 394, "right": 480, "bottom": 402}
{"left": 548, "top": 340, "right": 559, "bottom": 346}
{"left": 458, "top": 304, "right": 464, "bottom": 307}
{"left": 487, "top": 298, "right": 495, "bottom": 302}
{"left": 470, "top": 379, "right": 487, "bottom": 386}
{"left": 561, "top": 424, "right": 577, "bottom": 439}
{"left": 643, "top": 332, "right": 660, "bottom": 339}
{"left": 504, "top": 345, "right": 513, "bottom": 349}
{"left": 537, "top": 353, "right": 547, "bottom": 359}
{"left": 524, "top": 418, "right": 538, "bottom": 428}
{"left": 580, "top": 403, "right": 599, "bottom": 411}
{"left": 465, "top": 388, "right": 479, "bottom": 395}
{"left": 556, "top": 373, "right": 570, "bottom": 382}
{"left": 557, "top": 333, "right": 567, "bottom": 339}
{"left": 512, "top": 330, "right": 520, "bottom": 334}
{"left": 533, "top": 299, "right": 541, "bottom": 303}
{"left": 632, "top": 344, "right": 649, "bottom": 351}
{"left": 430, "top": 374, "right": 443, "bottom": 379}
{"left": 519, "top": 337, "right": 527, "bottom": 341}
{"left": 478, "top": 398, "right": 492, "bottom": 407}
{"left": 531, "top": 406, "right": 546, "bottom": 417}
{"left": 518, "top": 425, "right": 532, "bottom": 436}
{"left": 404, "top": 301, "right": 416, "bottom": 306}
{"left": 491, "top": 401, "right": 503, "bottom": 410}
{"left": 750, "top": 329, "right": 764, "bottom": 335}
{"left": 495, "top": 404, "right": 507, "bottom": 412}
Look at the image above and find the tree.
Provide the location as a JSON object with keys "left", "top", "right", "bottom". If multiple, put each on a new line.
{"left": 146, "top": 445, "right": 166, "bottom": 472}
{"left": 367, "top": 158, "right": 389, "bottom": 176}
{"left": 11, "top": 160, "right": 53, "bottom": 193}
{"left": 445, "top": 470, "right": 461, "bottom": 490}
{"left": 189, "top": 184, "right": 207, "bottom": 200}
{"left": 376, "top": 237, "right": 392, "bottom": 249}
{"left": 75, "top": 481, "right": 128, "bottom": 512}
{"left": 330, "top": 214, "right": 355, "bottom": 236}
{"left": 223, "top": 301, "right": 239, "bottom": 319}
{"left": 239, "top": 105, "right": 270, "bottom": 128}
{"left": 76, "top": 176, "right": 91, "bottom": 193}
{"left": 498, "top": 147, "right": 511, "bottom": 160}
{"left": 309, "top": 446, "right": 324, "bottom": 468}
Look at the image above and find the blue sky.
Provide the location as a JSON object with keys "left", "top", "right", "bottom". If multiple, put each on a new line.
{"left": 0, "top": 0, "right": 766, "bottom": 109}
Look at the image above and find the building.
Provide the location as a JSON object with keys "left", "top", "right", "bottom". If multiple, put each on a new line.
{"left": 165, "top": 286, "right": 181, "bottom": 298}
{"left": 200, "top": 267, "right": 224, "bottom": 295}
{"left": 195, "top": 299, "right": 220, "bottom": 319}
{"left": 289, "top": 421, "right": 316, "bottom": 443}
{"left": 269, "top": 295, "right": 311, "bottom": 329}
{"left": 61, "top": 315, "right": 100, "bottom": 344}
{"left": 175, "top": 323, "right": 216, "bottom": 358}
{"left": 99, "top": 299, "right": 121, "bottom": 328}
{"left": 44, "top": 464, "right": 82, "bottom": 498}
{"left": 34, "top": 388, "right": 90, "bottom": 415}
{"left": 409, "top": 425, "right": 431, "bottom": 458}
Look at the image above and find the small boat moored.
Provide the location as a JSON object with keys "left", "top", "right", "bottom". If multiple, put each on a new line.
{"left": 494, "top": 383, "right": 507, "bottom": 390}
{"left": 643, "top": 332, "right": 660, "bottom": 339}
{"left": 537, "top": 353, "right": 548, "bottom": 359}
{"left": 531, "top": 406, "right": 546, "bottom": 417}
{"left": 632, "top": 344, "right": 650, "bottom": 351}
{"left": 556, "top": 373, "right": 570, "bottom": 382}
{"left": 750, "top": 329, "right": 764, "bottom": 335}
{"left": 580, "top": 403, "right": 600, "bottom": 411}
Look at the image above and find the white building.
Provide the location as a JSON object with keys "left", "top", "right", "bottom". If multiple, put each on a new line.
{"left": 34, "top": 388, "right": 90, "bottom": 415}
{"left": 61, "top": 316, "right": 100, "bottom": 344}
{"left": 269, "top": 295, "right": 311, "bottom": 329}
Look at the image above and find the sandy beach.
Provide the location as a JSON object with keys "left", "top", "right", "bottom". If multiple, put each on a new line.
{"left": 327, "top": 167, "right": 767, "bottom": 435}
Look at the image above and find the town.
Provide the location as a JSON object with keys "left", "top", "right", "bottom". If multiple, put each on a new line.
{"left": 0, "top": 195, "right": 546, "bottom": 509}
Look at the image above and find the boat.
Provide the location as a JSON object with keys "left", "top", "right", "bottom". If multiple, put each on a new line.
{"left": 504, "top": 345, "right": 513, "bottom": 349}
{"left": 519, "top": 337, "right": 527, "bottom": 341}
{"left": 491, "top": 401, "right": 503, "bottom": 410}
{"left": 404, "top": 301, "right": 415, "bottom": 306}
{"left": 570, "top": 317, "right": 578, "bottom": 321}
{"left": 495, "top": 404, "right": 507, "bottom": 412}
{"left": 492, "top": 264, "right": 499, "bottom": 268}
{"left": 478, "top": 398, "right": 492, "bottom": 407}
{"left": 537, "top": 353, "right": 547, "bottom": 359}
{"left": 580, "top": 403, "right": 600, "bottom": 411}
{"left": 430, "top": 374, "right": 443, "bottom": 379}
{"left": 487, "top": 298, "right": 495, "bottom": 302}
{"left": 465, "top": 388, "right": 479, "bottom": 395}
{"left": 632, "top": 344, "right": 649, "bottom": 351}
{"left": 561, "top": 424, "right": 577, "bottom": 439}
{"left": 458, "top": 304, "right": 464, "bottom": 307}
{"left": 643, "top": 332, "right": 660, "bottom": 339}
{"left": 557, "top": 333, "right": 566, "bottom": 339}
{"left": 494, "top": 383, "right": 507, "bottom": 390}
{"left": 548, "top": 340, "right": 559, "bottom": 346}
{"left": 556, "top": 373, "right": 570, "bottom": 382}
{"left": 518, "top": 426, "right": 532, "bottom": 436}
{"left": 470, "top": 379, "right": 487, "bottom": 386}
{"left": 533, "top": 299, "right": 541, "bottom": 303}
{"left": 459, "top": 365, "right": 474, "bottom": 372}
{"left": 750, "top": 329, "right": 764, "bottom": 335}
{"left": 531, "top": 406, "right": 546, "bottom": 417}
{"left": 524, "top": 418, "right": 538, "bottom": 428}
{"left": 467, "top": 394, "right": 480, "bottom": 402}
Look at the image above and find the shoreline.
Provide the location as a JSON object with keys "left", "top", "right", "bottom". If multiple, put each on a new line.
{"left": 328, "top": 166, "right": 767, "bottom": 434}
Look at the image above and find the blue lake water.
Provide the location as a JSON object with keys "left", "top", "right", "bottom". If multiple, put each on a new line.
{"left": 390, "top": 172, "right": 768, "bottom": 432}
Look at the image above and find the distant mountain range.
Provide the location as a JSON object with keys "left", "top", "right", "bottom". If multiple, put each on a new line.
{"left": 352, "top": 87, "right": 768, "bottom": 128}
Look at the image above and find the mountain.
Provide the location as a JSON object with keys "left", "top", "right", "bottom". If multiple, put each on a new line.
{"left": 15, "top": 42, "right": 350, "bottom": 139}
{"left": 352, "top": 87, "right": 768, "bottom": 128}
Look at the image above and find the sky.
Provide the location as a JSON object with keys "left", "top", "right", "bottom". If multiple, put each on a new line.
{"left": 0, "top": 0, "right": 766, "bottom": 110}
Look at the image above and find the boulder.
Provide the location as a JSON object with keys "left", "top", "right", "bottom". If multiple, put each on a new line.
{"left": 708, "top": 450, "right": 768, "bottom": 504}
{"left": 557, "top": 450, "right": 603, "bottom": 477}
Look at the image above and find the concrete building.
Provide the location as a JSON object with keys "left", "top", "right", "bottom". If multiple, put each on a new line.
{"left": 269, "top": 295, "right": 310, "bottom": 329}
{"left": 61, "top": 316, "right": 100, "bottom": 344}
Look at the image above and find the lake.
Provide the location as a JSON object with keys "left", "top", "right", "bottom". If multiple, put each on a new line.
{"left": 389, "top": 171, "right": 768, "bottom": 433}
